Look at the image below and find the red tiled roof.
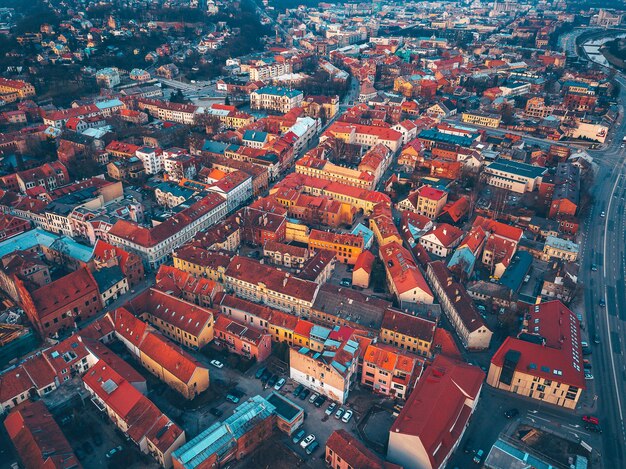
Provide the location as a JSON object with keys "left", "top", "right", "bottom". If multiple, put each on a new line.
{"left": 381, "top": 308, "right": 436, "bottom": 342}
{"left": 4, "top": 400, "right": 81, "bottom": 469}
{"left": 326, "top": 429, "right": 400, "bottom": 469}
{"left": 423, "top": 223, "right": 463, "bottom": 248}
{"left": 391, "top": 355, "right": 484, "bottom": 469}
{"left": 139, "top": 332, "right": 204, "bottom": 384}
{"left": 379, "top": 242, "right": 433, "bottom": 298}
{"left": 472, "top": 215, "right": 523, "bottom": 242}
{"left": 353, "top": 250, "right": 375, "bottom": 274}
{"left": 0, "top": 367, "right": 34, "bottom": 403}
{"left": 214, "top": 314, "right": 268, "bottom": 346}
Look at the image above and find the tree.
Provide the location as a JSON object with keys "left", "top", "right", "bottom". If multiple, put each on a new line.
{"left": 170, "top": 89, "right": 187, "bottom": 104}
{"left": 370, "top": 258, "right": 387, "bottom": 294}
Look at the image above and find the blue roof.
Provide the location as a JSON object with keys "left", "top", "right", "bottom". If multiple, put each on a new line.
{"left": 156, "top": 182, "right": 195, "bottom": 200}
{"left": 95, "top": 99, "right": 123, "bottom": 109}
{"left": 350, "top": 223, "right": 374, "bottom": 248}
{"left": 447, "top": 247, "right": 476, "bottom": 277}
{"left": 49, "top": 237, "right": 94, "bottom": 263}
{"left": 487, "top": 159, "right": 547, "bottom": 179}
{"left": 418, "top": 128, "right": 475, "bottom": 147}
{"left": 201, "top": 140, "right": 229, "bottom": 154}
{"left": 0, "top": 228, "right": 59, "bottom": 259}
{"left": 254, "top": 86, "right": 303, "bottom": 98}
{"left": 243, "top": 130, "right": 268, "bottom": 143}
{"left": 499, "top": 251, "right": 533, "bottom": 292}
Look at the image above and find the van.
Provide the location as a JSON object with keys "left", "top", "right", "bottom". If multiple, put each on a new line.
{"left": 473, "top": 449, "right": 484, "bottom": 464}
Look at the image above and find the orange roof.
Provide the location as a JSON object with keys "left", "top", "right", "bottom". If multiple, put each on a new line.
{"left": 139, "top": 332, "right": 204, "bottom": 384}
{"left": 354, "top": 250, "right": 375, "bottom": 274}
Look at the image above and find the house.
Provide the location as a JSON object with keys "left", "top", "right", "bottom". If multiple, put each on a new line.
{"left": 326, "top": 429, "right": 402, "bottom": 469}
{"left": 250, "top": 86, "right": 303, "bottom": 113}
{"left": 379, "top": 242, "right": 434, "bottom": 307}
{"left": 154, "top": 264, "right": 222, "bottom": 308}
{"left": 426, "top": 261, "right": 492, "bottom": 350}
{"left": 92, "top": 240, "right": 145, "bottom": 288}
{"left": 361, "top": 342, "right": 421, "bottom": 400}
{"left": 308, "top": 229, "right": 364, "bottom": 265}
{"left": 83, "top": 361, "right": 186, "bottom": 467}
{"left": 401, "top": 186, "right": 448, "bottom": 219}
{"left": 543, "top": 236, "right": 579, "bottom": 262}
{"left": 419, "top": 224, "right": 463, "bottom": 258}
{"left": 214, "top": 314, "right": 272, "bottom": 362}
{"left": 487, "top": 301, "right": 585, "bottom": 409}
{"left": 483, "top": 159, "right": 547, "bottom": 194}
{"left": 4, "top": 400, "right": 80, "bottom": 469}
{"left": 289, "top": 331, "right": 360, "bottom": 404}
{"left": 379, "top": 308, "right": 437, "bottom": 357}
{"left": 387, "top": 355, "right": 485, "bottom": 469}
{"left": 352, "top": 250, "right": 375, "bottom": 288}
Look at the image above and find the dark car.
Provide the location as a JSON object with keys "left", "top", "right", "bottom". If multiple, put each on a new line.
{"left": 92, "top": 433, "right": 103, "bottom": 446}
{"left": 504, "top": 408, "right": 519, "bottom": 419}
{"left": 293, "top": 384, "right": 304, "bottom": 397}
{"left": 586, "top": 424, "right": 603, "bottom": 433}
{"left": 268, "top": 374, "right": 278, "bottom": 387}
{"left": 314, "top": 394, "right": 327, "bottom": 408}
{"left": 292, "top": 428, "right": 306, "bottom": 444}
{"left": 299, "top": 389, "right": 310, "bottom": 401}
{"left": 306, "top": 440, "right": 320, "bottom": 455}
{"left": 463, "top": 439, "right": 473, "bottom": 454}
{"left": 261, "top": 369, "right": 272, "bottom": 383}
{"left": 255, "top": 366, "right": 267, "bottom": 379}
{"left": 82, "top": 441, "right": 94, "bottom": 455}
{"left": 599, "top": 299, "right": 606, "bottom": 307}
{"left": 209, "top": 407, "right": 223, "bottom": 417}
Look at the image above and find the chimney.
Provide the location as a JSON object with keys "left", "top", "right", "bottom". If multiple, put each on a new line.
{"left": 283, "top": 277, "right": 288, "bottom": 287}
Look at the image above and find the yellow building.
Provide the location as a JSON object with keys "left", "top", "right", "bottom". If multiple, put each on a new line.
{"left": 461, "top": 111, "right": 501, "bottom": 128}
{"left": 0, "top": 78, "right": 36, "bottom": 99}
{"left": 308, "top": 229, "right": 363, "bottom": 264}
{"left": 172, "top": 247, "right": 232, "bottom": 282}
{"left": 393, "top": 77, "right": 415, "bottom": 97}
{"left": 379, "top": 308, "right": 436, "bottom": 357}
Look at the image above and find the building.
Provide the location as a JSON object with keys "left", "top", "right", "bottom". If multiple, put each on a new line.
{"left": 289, "top": 331, "right": 360, "bottom": 404}
{"left": 96, "top": 67, "right": 121, "bottom": 88}
{"left": 402, "top": 186, "right": 448, "bottom": 219}
{"left": 379, "top": 308, "right": 437, "bottom": 357}
{"left": 172, "top": 395, "right": 276, "bottom": 469}
{"left": 419, "top": 224, "right": 464, "bottom": 258}
{"left": 308, "top": 229, "right": 364, "bottom": 265}
{"left": 224, "top": 256, "right": 319, "bottom": 315}
{"left": 93, "top": 266, "right": 129, "bottom": 306}
{"left": 379, "top": 242, "right": 434, "bottom": 307}
{"left": 214, "top": 314, "right": 272, "bottom": 362}
{"left": 543, "top": 236, "right": 579, "bottom": 262}
{"left": 108, "top": 194, "right": 228, "bottom": 269}
{"left": 326, "top": 429, "right": 402, "bottom": 469}
{"left": 426, "top": 261, "right": 492, "bottom": 350}
{"left": 361, "top": 342, "right": 421, "bottom": 399}
{"left": 0, "top": 78, "right": 36, "bottom": 99}
{"left": 154, "top": 264, "right": 222, "bottom": 308}
{"left": 4, "top": 400, "right": 80, "bottom": 469}
{"left": 249, "top": 61, "right": 293, "bottom": 81}
{"left": 461, "top": 111, "right": 501, "bottom": 128}
{"left": 83, "top": 361, "right": 186, "bottom": 467}
{"left": 387, "top": 355, "right": 485, "bottom": 469}
{"left": 126, "top": 288, "right": 215, "bottom": 349}
{"left": 92, "top": 239, "right": 145, "bottom": 288}
{"left": 17, "top": 267, "right": 102, "bottom": 338}
{"left": 487, "top": 301, "right": 585, "bottom": 409}
{"left": 352, "top": 250, "right": 375, "bottom": 288}
{"left": 483, "top": 160, "right": 547, "bottom": 194}
{"left": 250, "top": 86, "right": 303, "bottom": 113}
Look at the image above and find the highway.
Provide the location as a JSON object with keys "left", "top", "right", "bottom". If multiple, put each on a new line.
{"left": 579, "top": 73, "right": 626, "bottom": 466}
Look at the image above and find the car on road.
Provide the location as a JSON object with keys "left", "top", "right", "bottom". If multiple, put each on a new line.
{"left": 341, "top": 410, "right": 353, "bottom": 423}
{"left": 106, "top": 446, "right": 123, "bottom": 459}
{"left": 600, "top": 211, "right": 606, "bottom": 218}
{"left": 463, "top": 439, "right": 473, "bottom": 454}
{"left": 591, "top": 264, "right": 598, "bottom": 272}
{"left": 583, "top": 415, "right": 600, "bottom": 425}
{"left": 309, "top": 392, "right": 319, "bottom": 403}
{"left": 268, "top": 374, "right": 278, "bottom": 387}
{"left": 300, "top": 434, "right": 316, "bottom": 448}
{"left": 585, "top": 371, "right": 594, "bottom": 380}
{"left": 226, "top": 393, "right": 240, "bottom": 403}
{"left": 326, "top": 402, "right": 337, "bottom": 415}
{"left": 292, "top": 429, "right": 306, "bottom": 444}
{"left": 314, "top": 394, "right": 327, "bottom": 407}
{"left": 473, "top": 449, "right": 484, "bottom": 464}
{"left": 335, "top": 408, "right": 345, "bottom": 419}
{"left": 274, "top": 378, "right": 286, "bottom": 390}
{"left": 210, "top": 360, "right": 224, "bottom": 369}
{"left": 255, "top": 366, "right": 267, "bottom": 379}
{"left": 584, "top": 360, "right": 592, "bottom": 370}
{"left": 594, "top": 334, "right": 601, "bottom": 344}
{"left": 299, "top": 389, "right": 310, "bottom": 401}
{"left": 586, "top": 423, "right": 603, "bottom": 433}
{"left": 504, "top": 408, "right": 519, "bottom": 419}
{"left": 293, "top": 384, "right": 304, "bottom": 397}
{"left": 306, "top": 441, "right": 320, "bottom": 455}
{"left": 599, "top": 299, "right": 606, "bottom": 307}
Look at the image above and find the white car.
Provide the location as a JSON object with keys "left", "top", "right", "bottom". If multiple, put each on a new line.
{"left": 210, "top": 360, "right": 224, "bottom": 369}
{"left": 325, "top": 402, "right": 337, "bottom": 416}
{"left": 341, "top": 410, "right": 353, "bottom": 423}
{"left": 274, "top": 378, "right": 286, "bottom": 390}
{"left": 600, "top": 211, "right": 606, "bottom": 218}
{"left": 300, "top": 434, "right": 316, "bottom": 448}
{"left": 309, "top": 392, "right": 319, "bottom": 403}
{"left": 585, "top": 372, "right": 594, "bottom": 380}
{"left": 335, "top": 407, "right": 345, "bottom": 419}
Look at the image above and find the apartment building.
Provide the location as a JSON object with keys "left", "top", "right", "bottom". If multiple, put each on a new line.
{"left": 249, "top": 61, "right": 293, "bottom": 81}
{"left": 361, "top": 343, "right": 421, "bottom": 400}
{"left": 380, "top": 242, "right": 434, "bottom": 307}
{"left": 214, "top": 314, "right": 272, "bottom": 362}
{"left": 483, "top": 159, "right": 547, "bottom": 194}
{"left": 0, "top": 77, "right": 36, "bottom": 99}
{"left": 136, "top": 98, "right": 199, "bottom": 125}
{"left": 379, "top": 308, "right": 436, "bottom": 357}
{"left": 250, "top": 86, "right": 303, "bottom": 113}
{"left": 307, "top": 229, "right": 364, "bottom": 265}
{"left": 461, "top": 111, "right": 501, "bottom": 128}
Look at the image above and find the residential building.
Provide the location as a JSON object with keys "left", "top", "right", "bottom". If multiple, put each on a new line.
{"left": 250, "top": 86, "right": 303, "bottom": 113}
{"left": 308, "top": 229, "right": 364, "bottom": 265}
{"left": 426, "top": 261, "right": 492, "bottom": 350}
{"left": 379, "top": 308, "right": 437, "bottom": 357}
{"left": 95, "top": 67, "right": 121, "bottom": 88}
{"left": 483, "top": 160, "right": 547, "bottom": 193}
{"left": 419, "top": 224, "right": 464, "bottom": 258}
{"left": 487, "top": 300, "right": 585, "bottom": 409}
{"left": 387, "top": 355, "right": 485, "bottom": 469}
{"left": 0, "top": 78, "right": 36, "bottom": 99}
{"left": 379, "top": 242, "right": 434, "bottom": 307}
{"left": 543, "top": 236, "right": 579, "bottom": 262}
{"left": 214, "top": 314, "right": 272, "bottom": 362}
{"left": 361, "top": 342, "right": 421, "bottom": 400}
{"left": 326, "top": 429, "right": 402, "bottom": 469}
{"left": 352, "top": 250, "right": 375, "bottom": 288}
{"left": 154, "top": 264, "right": 222, "bottom": 308}
{"left": 461, "top": 111, "right": 501, "bottom": 128}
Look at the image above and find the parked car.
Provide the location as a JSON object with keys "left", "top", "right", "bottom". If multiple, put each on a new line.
{"left": 309, "top": 392, "right": 319, "bottom": 403}
{"left": 504, "top": 408, "right": 519, "bottom": 419}
{"left": 335, "top": 408, "right": 345, "bottom": 419}
{"left": 586, "top": 423, "right": 603, "bottom": 433}
{"left": 92, "top": 433, "right": 103, "bottom": 446}
{"left": 341, "top": 410, "right": 353, "bottom": 423}
{"left": 226, "top": 394, "right": 240, "bottom": 403}
{"left": 600, "top": 211, "right": 606, "bottom": 218}
{"left": 306, "top": 440, "right": 320, "bottom": 455}
{"left": 591, "top": 264, "right": 598, "bottom": 272}
{"left": 325, "top": 402, "right": 337, "bottom": 415}
{"left": 255, "top": 366, "right": 267, "bottom": 379}
{"left": 314, "top": 394, "right": 327, "bottom": 408}
{"left": 293, "top": 384, "right": 304, "bottom": 397}
{"left": 210, "top": 360, "right": 224, "bottom": 369}
{"left": 300, "top": 434, "right": 316, "bottom": 448}
{"left": 299, "top": 389, "right": 310, "bottom": 401}
{"left": 585, "top": 372, "right": 594, "bottom": 380}
{"left": 582, "top": 415, "right": 600, "bottom": 425}
{"left": 274, "top": 378, "right": 286, "bottom": 391}
{"left": 268, "top": 374, "right": 278, "bottom": 387}
{"left": 473, "top": 449, "right": 484, "bottom": 464}
{"left": 106, "top": 446, "right": 123, "bottom": 459}
{"left": 209, "top": 407, "right": 223, "bottom": 417}
{"left": 292, "top": 429, "right": 306, "bottom": 444}
{"left": 340, "top": 278, "right": 351, "bottom": 287}
{"left": 261, "top": 369, "right": 272, "bottom": 383}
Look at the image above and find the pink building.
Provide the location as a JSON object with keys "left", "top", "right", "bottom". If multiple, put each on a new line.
{"left": 361, "top": 342, "right": 422, "bottom": 400}
{"left": 214, "top": 315, "right": 272, "bottom": 362}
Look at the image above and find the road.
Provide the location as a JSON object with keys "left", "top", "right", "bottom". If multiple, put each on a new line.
{"left": 578, "top": 72, "right": 626, "bottom": 467}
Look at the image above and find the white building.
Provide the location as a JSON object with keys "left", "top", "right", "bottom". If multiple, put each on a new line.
{"left": 250, "top": 86, "right": 303, "bottom": 113}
